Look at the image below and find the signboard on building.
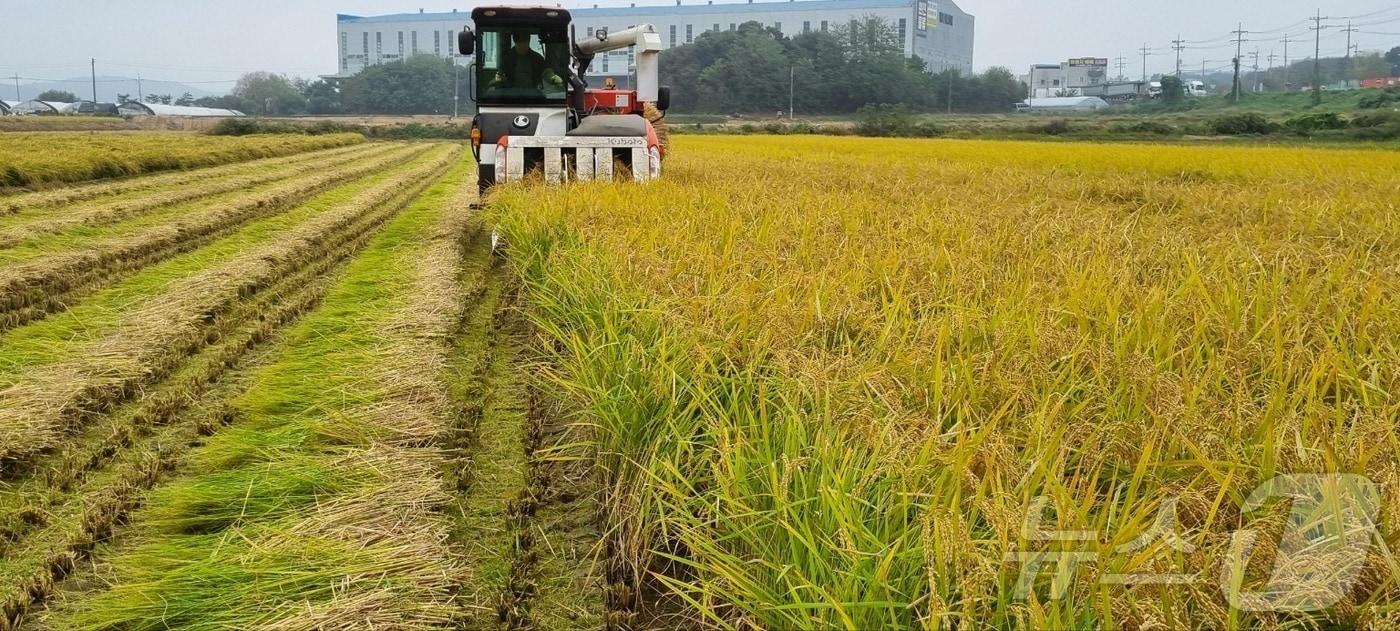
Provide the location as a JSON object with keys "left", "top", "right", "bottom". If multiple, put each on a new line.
{"left": 917, "top": 0, "right": 938, "bottom": 30}
{"left": 1068, "top": 57, "right": 1110, "bottom": 67}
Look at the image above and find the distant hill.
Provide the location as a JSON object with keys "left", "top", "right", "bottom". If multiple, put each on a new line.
{"left": 10, "top": 77, "right": 221, "bottom": 102}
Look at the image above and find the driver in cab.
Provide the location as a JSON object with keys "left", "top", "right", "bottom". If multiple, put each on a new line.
{"left": 491, "top": 31, "right": 565, "bottom": 91}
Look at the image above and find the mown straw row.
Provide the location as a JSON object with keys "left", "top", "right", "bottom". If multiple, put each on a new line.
{"left": 0, "top": 132, "right": 364, "bottom": 190}
{"left": 49, "top": 152, "right": 477, "bottom": 630}
{"left": 0, "top": 138, "right": 361, "bottom": 215}
{"left": 0, "top": 143, "right": 381, "bottom": 245}
{"left": 0, "top": 260, "right": 338, "bottom": 629}
{"left": 0, "top": 143, "right": 429, "bottom": 331}
{"left": 491, "top": 135, "right": 1400, "bottom": 629}
{"left": 0, "top": 145, "right": 460, "bottom": 466}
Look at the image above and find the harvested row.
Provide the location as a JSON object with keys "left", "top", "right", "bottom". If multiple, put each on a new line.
{"left": 0, "top": 139, "right": 364, "bottom": 215}
{"left": 0, "top": 145, "right": 461, "bottom": 466}
{"left": 0, "top": 143, "right": 430, "bottom": 331}
{"left": 48, "top": 153, "right": 478, "bottom": 629}
{"left": 0, "top": 132, "right": 364, "bottom": 190}
{"left": 0, "top": 142, "right": 380, "bottom": 244}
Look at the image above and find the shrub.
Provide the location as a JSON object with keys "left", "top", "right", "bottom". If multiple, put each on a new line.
{"left": 1115, "top": 120, "right": 1177, "bottom": 135}
{"left": 1034, "top": 119, "right": 1073, "bottom": 135}
{"left": 1209, "top": 113, "right": 1277, "bottom": 135}
{"left": 1358, "top": 87, "right": 1400, "bottom": 110}
{"left": 1284, "top": 112, "right": 1347, "bottom": 134}
{"left": 855, "top": 103, "right": 916, "bottom": 137}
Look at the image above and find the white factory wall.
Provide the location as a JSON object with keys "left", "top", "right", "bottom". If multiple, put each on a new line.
{"left": 333, "top": 0, "right": 974, "bottom": 79}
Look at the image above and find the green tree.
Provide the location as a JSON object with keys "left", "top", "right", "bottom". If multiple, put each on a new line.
{"left": 341, "top": 55, "right": 456, "bottom": 115}
{"left": 1386, "top": 46, "right": 1400, "bottom": 75}
{"left": 297, "top": 79, "right": 343, "bottom": 115}
{"left": 36, "top": 89, "right": 78, "bottom": 102}
{"left": 1159, "top": 75, "right": 1186, "bottom": 103}
{"left": 232, "top": 71, "right": 307, "bottom": 116}
{"left": 175, "top": 92, "right": 195, "bottom": 106}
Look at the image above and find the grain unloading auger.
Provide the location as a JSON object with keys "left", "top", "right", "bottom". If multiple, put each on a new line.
{"left": 458, "top": 7, "right": 670, "bottom": 191}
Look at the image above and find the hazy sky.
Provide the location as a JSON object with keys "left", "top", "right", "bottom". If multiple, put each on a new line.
{"left": 2, "top": 0, "right": 1397, "bottom": 91}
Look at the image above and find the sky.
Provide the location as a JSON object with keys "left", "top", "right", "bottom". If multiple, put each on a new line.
{"left": 2, "top": 0, "right": 1397, "bottom": 93}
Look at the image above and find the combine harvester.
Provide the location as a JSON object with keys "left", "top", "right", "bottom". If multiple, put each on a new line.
{"left": 458, "top": 7, "right": 671, "bottom": 190}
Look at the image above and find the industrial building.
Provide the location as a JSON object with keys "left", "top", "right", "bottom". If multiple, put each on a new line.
{"left": 332, "top": 0, "right": 974, "bottom": 80}
{"left": 1023, "top": 58, "right": 1110, "bottom": 98}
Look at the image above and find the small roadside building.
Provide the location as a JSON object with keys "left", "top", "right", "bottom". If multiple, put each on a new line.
{"left": 12, "top": 100, "right": 77, "bottom": 115}
{"left": 117, "top": 102, "right": 245, "bottom": 117}
{"left": 1016, "top": 96, "right": 1111, "bottom": 113}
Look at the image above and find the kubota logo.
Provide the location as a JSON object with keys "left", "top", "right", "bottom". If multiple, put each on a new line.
{"left": 512, "top": 115, "right": 530, "bottom": 128}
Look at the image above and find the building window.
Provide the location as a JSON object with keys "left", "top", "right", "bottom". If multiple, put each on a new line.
{"left": 398, "top": 31, "right": 404, "bottom": 56}
{"left": 803, "top": 20, "right": 810, "bottom": 33}
{"left": 435, "top": 30, "right": 441, "bottom": 56}
{"left": 686, "top": 24, "right": 693, "bottom": 43}
{"left": 898, "top": 18, "right": 906, "bottom": 41}
{"left": 375, "top": 32, "right": 382, "bottom": 59}
{"left": 602, "top": 54, "right": 609, "bottom": 73}
{"left": 669, "top": 24, "right": 676, "bottom": 47}
{"left": 729, "top": 23, "right": 736, "bottom": 30}
{"left": 773, "top": 21, "right": 781, "bottom": 33}
{"left": 628, "top": 46, "right": 635, "bottom": 68}
{"left": 411, "top": 31, "right": 418, "bottom": 54}
{"left": 587, "top": 26, "right": 594, "bottom": 37}
{"left": 713, "top": 23, "right": 719, "bottom": 31}
{"left": 821, "top": 20, "right": 828, "bottom": 31}
{"left": 1053, "top": 79, "right": 1061, "bottom": 86}
{"left": 939, "top": 12, "right": 954, "bottom": 25}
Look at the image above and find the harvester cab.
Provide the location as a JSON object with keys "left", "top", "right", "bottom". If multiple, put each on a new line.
{"left": 458, "top": 7, "right": 671, "bottom": 191}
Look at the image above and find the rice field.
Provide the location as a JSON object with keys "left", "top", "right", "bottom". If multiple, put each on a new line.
{"left": 491, "top": 136, "right": 1400, "bottom": 629}
{"left": 0, "top": 131, "right": 1397, "bottom": 630}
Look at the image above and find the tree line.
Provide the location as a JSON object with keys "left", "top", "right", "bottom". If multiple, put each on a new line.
{"left": 659, "top": 18, "right": 1022, "bottom": 114}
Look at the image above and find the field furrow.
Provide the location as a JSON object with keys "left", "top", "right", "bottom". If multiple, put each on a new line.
{"left": 0, "top": 143, "right": 430, "bottom": 331}
{"left": 0, "top": 145, "right": 460, "bottom": 466}
{"left": 0, "top": 143, "right": 382, "bottom": 245}
{"left": 43, "top": 151, "right": 477, "bottom": 629}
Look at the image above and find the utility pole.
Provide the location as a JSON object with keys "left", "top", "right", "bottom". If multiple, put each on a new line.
{"left": 1266, "top": 50, "right": 1278, "bottom": 91}
{"left": 90, "top": 58, "right": 97, "bottom": 103}
{"left": 137, "top": 74, "right": 144, "bottom": 103}
{"left": 1254, "top": 49, "right": 1265, "bottom": 93}
{"left": 788, "top": 65, "right": 794, "bottom": 119}
{"left": 1139, "top": 43, "right": 1152, "bottom": 82}
{"left": 12, "top": 74, "right": 19, "bottom": 102}
{"left": 1342, "top": 20, "right": 1358, "bottom": 85}
{"left": 1172, "top": 36, "right": 1186, "bottom": 77}
{"left": 452, "top": 57, "right": 460, "bottom": 119}
{"left": 1230, "top": 23, "right": 1249, "bottom": 103}
{"left": 1310, "top": 10, "right": 1327, "bottom": 106}
{"left": 946, "top": 64, "right": 954, "bottom": 114}
{"left": 1115, "top": 55, "right": 1128, "bottom": 82}
{"left": 1279, "top": 34, "right": 1296, "bottom": 90}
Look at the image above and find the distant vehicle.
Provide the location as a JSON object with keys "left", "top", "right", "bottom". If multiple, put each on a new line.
{"left": 1186, "top": 80, "right": 1209, "bottom": 97}
{"left": 1148, "top": 81, "right": 1163, "bottom": 98}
